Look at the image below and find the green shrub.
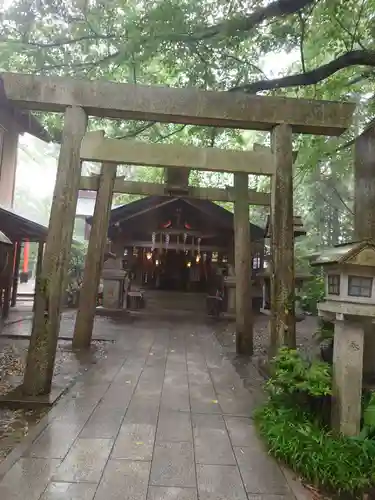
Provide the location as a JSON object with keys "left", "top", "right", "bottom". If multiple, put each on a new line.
{"left": 254, "top": 402, "right": 375, "bottom": 497}
{"left": 313, "top": 319, "right": 334, "bottom": 343}
{"left": 300, "top": 275, "right": 325, "bottom": 314}
{"left": 267, "top": 347, "right": 331, "bottom": 423}
{"left": 256, "top": 348, "right": 375, "bottom": 497}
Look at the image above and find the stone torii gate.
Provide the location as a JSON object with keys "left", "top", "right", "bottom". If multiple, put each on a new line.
{"left": 73, "top": 131, "right": 274, "bottom": 350}
{"left": 0, "top": 74, "right": 355, "bottom": 395}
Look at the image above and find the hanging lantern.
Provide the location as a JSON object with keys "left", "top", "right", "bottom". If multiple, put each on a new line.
{"left": 165, "top": 233, "right": 170, "bottom": 250}
{"left": 187, "top": 261, "right": 192, "bottom": 268}
{"left": 146, "top": 250, "right": 152, "bottom": 260}
{"left": 196, "top": 254, "right": 201, "bottom": 263}
{"left": 183, "top": 232, "right": 187, "bottom": 252}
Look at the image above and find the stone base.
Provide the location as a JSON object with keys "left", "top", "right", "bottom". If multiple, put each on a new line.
{"left": 95, "top": 306, "right": 129, "bottom": 319}
{"left": 0, "top": 384, "right": 66, "bottom": 410}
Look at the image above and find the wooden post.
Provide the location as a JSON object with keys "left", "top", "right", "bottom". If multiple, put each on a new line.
{"left": 22, "top": 106, "right": 87, "bottom": 396}
{"left": 11, "top": 242, "right": 22, "bottom": 307}
{"left": 72, "top": 163, "right": 117, "bottom": 349}
{"left": 33, "top": 241, "right": 44, "bottom": 312}
{"left": 270, "top": 124, "right": 296, "bottom": 352}
{"left": 2, "top": 244, "right": 15, "bottom": 319}
{"left": 234, "top": 172, "right": 253, "bottom": 355}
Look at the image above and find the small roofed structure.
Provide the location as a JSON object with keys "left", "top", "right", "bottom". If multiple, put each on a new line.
{"left": 264, "top": 214, "right": 306, "bottom": 238}
{"left": 310, "top": 239, "right": 375, "bottom": 437}
{"left": 0, "top": 206, "right": 49, "bottom": 323}
{"left": 310, "top": 240, "right": 375, "bottom": 316}
{"left": 0, "top": 81, "right": 51, "bottom": 209}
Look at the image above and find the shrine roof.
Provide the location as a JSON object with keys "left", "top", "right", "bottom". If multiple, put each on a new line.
{"left": 87, "top": 195, "right": 265, "bottom": 240}
{"left": 0, "top": 204, "right": 49, "bottom": 242}
{"left": 310, "top": 240, "right": 375, "bottom": 266}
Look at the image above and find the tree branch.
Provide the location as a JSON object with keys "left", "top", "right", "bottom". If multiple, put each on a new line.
{"left": 3, "top": 33, "right": 116, "bottom": 49}
{"left": 167, "top": 0, "right": 316, "bottom": 42}
{"left": 231, "top": 50, "right": 375, "bottom": 92}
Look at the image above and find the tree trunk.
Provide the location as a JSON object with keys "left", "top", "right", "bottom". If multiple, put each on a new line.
{"left": 22, "top": 106, "right": 87, "bottom": 396}
{"left": 72, "top": 162, "right": 117, "bottom": 349}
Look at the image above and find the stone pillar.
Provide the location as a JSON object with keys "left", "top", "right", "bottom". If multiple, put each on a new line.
{"left": 102, "top": 257, "right": 126, "bottom": 309}
{"left": 22, "top": 106, "right": 87, "bottom": 396}
{"left": 354, "top": 125, "right": 375, "bottom": 376}
{"left": 11, "top": 242, "right": 22, "bottom": 307}
{"left": 234, "top": 171, "right": 253, "bottom": 355}
{"left": 73, "top": 163, "right": 117, "bottom": 349}
{"left": 269, "top": 124, "right": 296, "bottom": 354}
{"left": 332, "top": 317, "right": 364, "bottom": 436}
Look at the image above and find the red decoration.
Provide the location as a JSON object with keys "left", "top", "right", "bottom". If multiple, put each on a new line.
{"left": 184, "top": 222, "right": 192, "bottom": 230}
{"left": 161, "top": 220, "right": 172, "bottom": 228}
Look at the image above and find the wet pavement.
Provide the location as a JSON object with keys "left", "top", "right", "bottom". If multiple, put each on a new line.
{"left": 0, "top": 317, "right": 298, "bottom": 500}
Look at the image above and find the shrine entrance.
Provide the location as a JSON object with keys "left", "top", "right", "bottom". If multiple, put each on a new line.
{"left": 96, "top": 195, "right": 265, "bottom": 314}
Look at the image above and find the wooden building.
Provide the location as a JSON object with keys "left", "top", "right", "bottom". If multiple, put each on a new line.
{"left": 88, "top": 195, "right": 265, "bottom": 313}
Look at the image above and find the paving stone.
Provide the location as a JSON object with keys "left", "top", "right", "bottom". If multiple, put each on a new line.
{"left": 161, "top": 388, "right": 190, "bottom": 412}
{"left": 0, "top": 458, "right": 60, "bottom": 500}
{"left": 125, "top": 397, "right": 160, "bottom": 424}
{"left": 246, "top": 495, "right": 295, "bottom": 500}
{"left": 147, "top": 486, "right": 198, "bottom": 500}
{"left": 53, "top": 438, "right": 113, "bottom": 483}
{"left": 196, "top": 464, "right": 247, "bottom": 500}
{"left": 189, "top": 385, "right": 221, "bottom": 414}
{"left": 224, "top": 416, "right": 262, "bottom": 448}
{"left": 94, "top": 460, "right": 150, "bottom": 500}
{"left": 39, "top": 482, "right": 97, "bottom": 499}
{"left": 156, "top": 411, "right": 192, "bottom": 443}
{"left": 26, "top": 422, "right": 83, "bottom": 459}
{"left": 80, "top": 406, "right": 125, "bottom": 439}
{"left": 192, "top": 414, "right": 235, "bottom": 465}
{"left": 99, "top": 384, "right": 134, "bottom": 409}
{"left": 150, "top": 442, "right": 196, "bottom": 488}
{"left": 217, "top": 394, "right": 256, "bottom": 416}
{"left": 234, "top": 447, "right": 291, "bottom": 495}
{"left": 111, "top": 423, "right": 156, "bottom": 460}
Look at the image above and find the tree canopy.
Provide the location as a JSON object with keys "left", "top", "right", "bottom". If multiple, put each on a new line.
{"left": 1, "top": 0, "right": 374, "bottom": 253}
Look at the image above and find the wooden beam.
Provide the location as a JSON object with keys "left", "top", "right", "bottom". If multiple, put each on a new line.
{"left": 81, "top": 131, "right": 274, "bottom": 175}
{"left": 22, "top": 106, "right": 87, "bottom": 396}
{"left": 2, "top": 73, "right": 355, "bottom": 135}
{"left": 79, "top": 177, "right": 271, "bottom": 205}
{"left": 124, "top": 241, "right": 227, "bottom": 253}
{"left": 73, "top": 162, "right": 117, "bottom": 349}
{"left": 234, "top": 172, "right": 253, "bottom": 355}
{"left": 270, "top": 124, "right": 296, "bottom": 353}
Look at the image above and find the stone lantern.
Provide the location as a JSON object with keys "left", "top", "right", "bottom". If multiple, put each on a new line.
{"left": 310, "top": 239, "right": 375, "bottom": 436}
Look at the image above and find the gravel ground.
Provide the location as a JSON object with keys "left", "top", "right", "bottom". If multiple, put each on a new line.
{"left": 216, "top": 313, "right": 319, "bottom": 359}
{"left": 0, "top": 335, "right": 110, "bottom": 464}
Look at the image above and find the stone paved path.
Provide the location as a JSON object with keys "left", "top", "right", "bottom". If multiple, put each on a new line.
{"left": 0, "top": 318, "right": 296, "bottom": 500}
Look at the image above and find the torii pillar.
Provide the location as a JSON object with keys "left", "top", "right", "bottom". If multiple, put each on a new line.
{"left": 354, "top": 123, "right": 375, "bottom": 377}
